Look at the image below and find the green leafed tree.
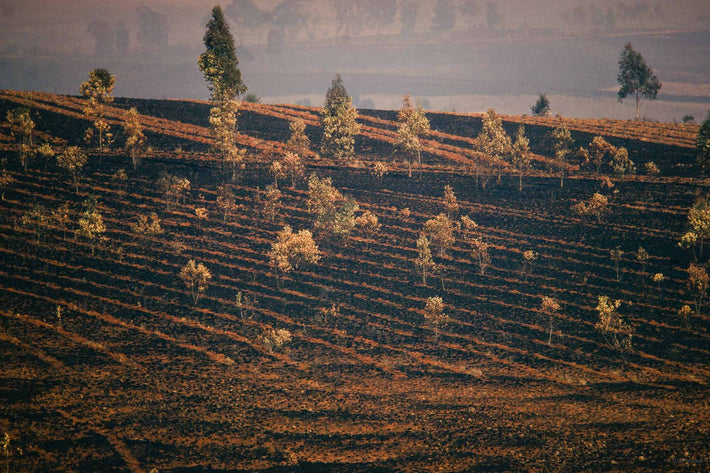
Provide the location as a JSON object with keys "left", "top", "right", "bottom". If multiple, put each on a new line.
{"left": 198, "top": 5, "right": 247, "bottom": 100}
{"left": 617, "top": 43, "right": 661, "bottom": 120}
{"left": 320, "top": 74, "right": 360, "bottom": 161}
{"left": 531, "top": 94, "right": 551, "bottom": 117}
{"left": 80, "top": 68, "right": 116, "bottom": 156}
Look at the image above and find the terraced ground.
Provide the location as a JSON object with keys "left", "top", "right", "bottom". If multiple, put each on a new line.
{"left": 0, "top": 90, "right": 708, "bottom": 472}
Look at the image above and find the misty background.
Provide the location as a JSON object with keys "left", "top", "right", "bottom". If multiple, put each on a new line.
{"left": 0, "top": 0, "right": 708, "bottom": 121}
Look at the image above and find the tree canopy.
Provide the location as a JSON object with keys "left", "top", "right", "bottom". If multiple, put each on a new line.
{"left": 198, "top": 6, "right": 247, "bottom": 100}
{"left": 531, "top": 94, "right": 551, "bottom": 117}
{"left": 617, "top": 43, "right": 661, "bottom": 120}
{"left": 320, "top": 74, "right": 360, "bottom": 161}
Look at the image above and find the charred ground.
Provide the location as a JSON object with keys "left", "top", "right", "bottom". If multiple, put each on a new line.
{"left": 0, "top": 91, "right": 708, "bottom": 472}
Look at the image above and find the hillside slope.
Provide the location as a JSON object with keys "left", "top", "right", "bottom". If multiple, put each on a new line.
{"left": 0, "top": 91, "right": 708, "bottom": 472}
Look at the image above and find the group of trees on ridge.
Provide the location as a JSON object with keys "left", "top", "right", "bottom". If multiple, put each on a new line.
{"left": 2, "top": 5, "right": 710, "bottom": 358}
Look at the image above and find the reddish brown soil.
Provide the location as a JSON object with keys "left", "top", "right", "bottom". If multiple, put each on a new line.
{"left": 0, "top": 91, "right": 708, "bottom": 472}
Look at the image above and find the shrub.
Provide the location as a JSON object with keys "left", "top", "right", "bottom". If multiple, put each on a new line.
{"left": 262, "top": 328, "right": 292, "bottom": 352}
{"left": 423, "top": 213, "right": 455, "bottom": 257}
{"left": 179, "top": 260, "right": 212, "bottom": 304}
{"left": 594, "top": 296, "right": 632, "bottom": 351}
{"left": 423, "top": 296, "right": 448, "bottom": 337}
{"left": 131, "top": 212, "right": 163, "bottom": 237}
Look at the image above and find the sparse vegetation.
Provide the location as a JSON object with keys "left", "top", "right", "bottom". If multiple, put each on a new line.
{"left": 0, "top": 171, "right": 15, "bottom": 200}
{"left": 0, "top": 84, "right": 707, "bottom": 472}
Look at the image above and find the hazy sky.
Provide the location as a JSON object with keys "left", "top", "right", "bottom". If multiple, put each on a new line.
{"left": 1, "top": 0, "right": 708, "bottom": 121}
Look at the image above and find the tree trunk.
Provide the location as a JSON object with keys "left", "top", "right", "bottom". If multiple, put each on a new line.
{"left": 635, "top": 94, "right": 640, "bottom": 121}
{"left": 518, "top": 172, "right": 523, "bottom": 192}
{"left": 548, "top": 314, "right": 553, "bottom": 345}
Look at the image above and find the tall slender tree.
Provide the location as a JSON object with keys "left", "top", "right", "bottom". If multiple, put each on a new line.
{"left": 198, "top": 5, "right": 247, "bottom": 99}
{"left": 123, "top": 107, "right": 146, "bottom": 170}
{"left": 617, "top": 43, "right": 661, "bottom": 120}
{"left": 5, "top": 106, "right": 35, "bottom": 170}
{"left": 320, "top": 74, "right": 360, "bottom": 161}
{"left": 477, "top": 108, "right": 511, "bottom": 182}
{"left": 510, "top": 125, "right": 530, "bottom": 191}
{"left": 80, "top": 68, "right": 115, "bottom": 156}
{"left": 696, "top": 112, "right": 710, "bottom": 174}
{"left": 548, "top": 126, "right": 573, "bottom": 187}
{"left": 394, "top": 95, "right": 430, "bottom": 172}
